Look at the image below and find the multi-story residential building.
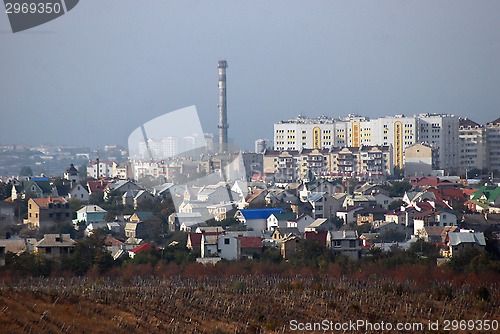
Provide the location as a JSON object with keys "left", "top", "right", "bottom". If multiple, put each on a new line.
{"left": 329, "top": 146, "right": 393, "bottom": 181}
{"left": 25, "top": 197, "right": 71, "bottom": 229}
{"left": 417, "top": 113, "right": 459, "bottom": 170}
{"left": 263, "top": 150, "right": 302, "bottom": 183}
{"left": 370, "top": 115, "right": 418, "bottom": 169}
{"left": 458, "top": 118, "right": 486, "bottom": 173}
{"left": 274, "top": 115, "right": 335, "bottom": 151}
{"left": 273, "top": 113, "right": 460, "bottom": 171}
{"left": 299, "top": 149, "right": 330, "bottom": 180}
{"left": 263, "top": 146, "right": 392, "bottom": 183}
{"left": 334, "top": 114, "right": 371, "bottom": 147}
{"left": 87, "top": 159, "right": 116, "bottom": 179}
{"left": 486, "top": 117, "right": 500, "bottom": 173}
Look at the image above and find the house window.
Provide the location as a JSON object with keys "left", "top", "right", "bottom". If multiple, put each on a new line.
{"left": 349, "top": 240, "right": 356, "bottom": 248}
{"left": 224, "top": 238, "right": 230, "bottom": 245}
{"left": 333, "top": 240, "right": 341, "bottom": 248}
{"left": 45, "top": 247, "right": 52, "bottom": 254}
{"left": 65, "top": 213, "right": 70, "bottom": 217}
{"left": 49, "top": 213, "right": 53, "bottom": 218}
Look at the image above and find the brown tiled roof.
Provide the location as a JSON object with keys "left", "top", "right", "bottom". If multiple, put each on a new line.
{"left": 32, "top": 197, "right": 67, "bottom": 209}
{"left": 236, "top": 236, "right": 262, "bottom": 249}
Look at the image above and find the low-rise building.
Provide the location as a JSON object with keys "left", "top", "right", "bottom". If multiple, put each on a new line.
{"left": 25, "top": 197, "right": 71, "bottom": 229}
{"left": 328, "top": 230, "right": 362, "bottom": 260}
{"left": 444, "top": 231, "right": 486, "bottom": 257}
{"left": 34, "top": 234, "right": 75, "bottom": 258}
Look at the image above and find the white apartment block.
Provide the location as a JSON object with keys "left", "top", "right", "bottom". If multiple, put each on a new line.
{"left": 87, "top": 160, "right": 114, "bottom": 179}
{"left": 459, "top": 118, "right": 486, "bottom": 172}
{"left": 370, "top": 115, "right": 418, "bottom": 169}
{"left": 273, "top": 113, "right": 460, "bottom": 171}
{"left": 417, "top": 114, "right": 459, "bottom": 170}
{"left": 274, "top": 115, "right": 335, "bottom": 151}
{"left": 486, "top": 117, "right": 500, "bottom": 172}
{"left": 334, "top": 115, "right": 371, "bottom": 147}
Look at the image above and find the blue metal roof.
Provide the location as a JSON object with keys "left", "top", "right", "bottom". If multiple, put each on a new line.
{"left": 240, "top": 208, "right": 282, "bottom": 220}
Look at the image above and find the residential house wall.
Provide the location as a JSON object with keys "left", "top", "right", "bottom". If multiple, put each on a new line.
{"left": 34, "top": 234, "right": 75, "bottom": 258}
{"left": 328, "top": 230, "right": 362, "bottom": 260}
{"left": 25, "top": 197, "right": 71, "bottom": 228}
{"left": 281, "top": 237, "right": 301, "bottom": 259}
{"left": 217, "top": 235, "right": 240, "bottom": 260}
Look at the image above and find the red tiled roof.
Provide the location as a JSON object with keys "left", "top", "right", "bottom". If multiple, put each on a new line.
{"left": 463, "top": 189, "right": 476, "bottom": 196}
{"left": 87, "top": 180, "right": 112, "bottom": 193}
{"left": 413, "top": 210, "right": 434, "bottom": 219}
{"left": 130, "top": 242, "right": 155, "bottom": 253}
{"left": 32, "top": 197, "right": 67, "bottom": 209}
{"left": 236, "top": 236, "right": 263, "bottom": 249}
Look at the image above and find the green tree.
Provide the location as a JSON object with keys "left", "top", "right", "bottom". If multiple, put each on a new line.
{"left": 65, "top": 229, "right": 114, "bottom": 275}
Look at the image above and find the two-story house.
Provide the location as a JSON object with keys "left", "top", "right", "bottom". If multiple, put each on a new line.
{"left": 25, "top": 197, "right": 71, "bottom": 228}
{"left": 34, "top": 234, "right": 75, "bottom": 258}
{"left": 328, "top": 230, "right": 362, "bottom": 260}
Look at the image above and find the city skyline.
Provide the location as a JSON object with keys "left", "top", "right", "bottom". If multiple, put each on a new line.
{"left": 1, "top": 1, "right": 500, "bottom": 150}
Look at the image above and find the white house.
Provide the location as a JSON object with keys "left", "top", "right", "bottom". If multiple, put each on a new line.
{"left": 287, "top": 214, "right": 315, "bottom": 233}
{"left": 266, "top": 212, "right": 296, "bottom": 231}
{"left": 68, "top": 183, "right": 90, "bottom": 202}
{"left": 217, "top": 235, "right": 240, "bottom": 260}
{"left": 234, "top": 208, "right": 282, "bottom": 232}
{"left": 336, "top": 207, "right": 364, "bottom": 224}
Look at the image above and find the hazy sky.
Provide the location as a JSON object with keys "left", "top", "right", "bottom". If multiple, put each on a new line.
{"left": 1, "top": 0, "right": 499, "bottom": 151}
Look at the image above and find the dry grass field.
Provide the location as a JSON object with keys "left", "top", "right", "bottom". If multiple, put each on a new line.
{"left": 1, "top": 268, "right": 499, "bottom": 334}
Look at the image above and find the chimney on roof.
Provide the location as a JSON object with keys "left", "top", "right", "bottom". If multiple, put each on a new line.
{"left": 96, "top": 158, "right": 100, "bottom": 179}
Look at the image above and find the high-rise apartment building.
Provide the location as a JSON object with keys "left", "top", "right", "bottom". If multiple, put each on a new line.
{"left": 417, "top": 114, "right": 459, "bottom": 170}
{"left": 486, "top": 117, "right": 500, "bottom": 173}
{"left": 274, "top": 115, "right": 335, "bottom": 151}
{"left": 370, "top": 115, "right": 418, "bottom": 169}
{"left": 273, "top": 113, "right": 460, "bottom": 171}
{"left": 458, "top": 118, "right": 486, "bottom": 173}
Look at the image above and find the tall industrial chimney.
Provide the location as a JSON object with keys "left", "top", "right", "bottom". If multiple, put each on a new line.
{"left": 218, "top": 60, "right": 228, "bottom": 153}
